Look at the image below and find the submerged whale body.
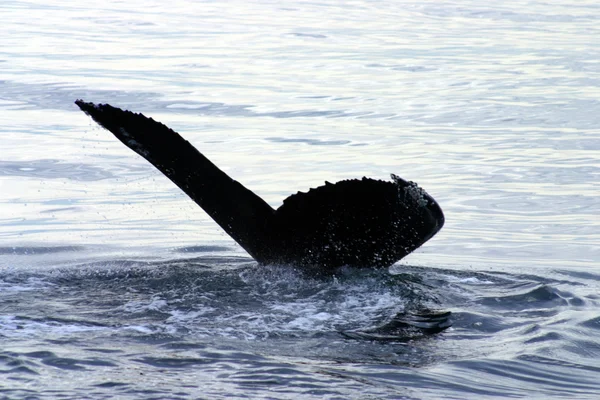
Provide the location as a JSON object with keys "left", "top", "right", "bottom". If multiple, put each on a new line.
{"left": 75, "top": 100, "right": 444, "bottom": 272}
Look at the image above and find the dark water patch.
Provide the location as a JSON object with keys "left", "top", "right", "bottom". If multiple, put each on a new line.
{"left": 133, "top": 356, "right": 214, "bottom": 368}
{"left": 579, "top": 316, "right": 600, "bottom": 330}
{"left": 479, "top": 285, "right": 570, "bottom": 310}
{"left": 296, "top": 95, "right": 331, "bottom": 99}
{"left": 159, "top": 341, "right": 208, "bottom": 351}
{"left": 94, "top": 382, "right": 129, "bottom": 388}
{"left": 85, "top": 348, "right": 125, "bottom": 354}
{"left": 0, "top": 365, "right": 39, "bottom": 375}
{"left": 15, "top": 349, "right": 118, "bottom": 372}
{"left": 21, "top": 351, "right": 85, "bottom": 371}
{"left": 474, "top": 269, "right": 583, "bottom": 287}
{"left": 447, "top": 311, "right": 514, "bottom": 334}
{"left": 173, "top": 245, "right": 232, "bottom": 253}
{"left": 518, "top": 354, "right": 600, "bottom": 374}
{"left": 453, "top": 358, "right": 600, "bottom": 393}
{"left": 265, "top": 136, "right": 351, "bottom": 146}
{"left": 328, "top": 365, "right": 522, "bottom": 398}
{"left": 39, "top": 206, "right": 80, "bottom": 214}
{"left": 261, "top": 109, "right": 347, "bottom": 118}
{"left": 523, "top": 331, "right": 563, "bottom": 344}
{"left": 226, "top": 364, "right": 364, "bottom": 397}
{"left": 288, "top": 32, "right": 327, "bottom": 39}
{"left": 115, "top": 389, "right": 167, "bottom": 397}
{"left": 0, "top": 355, "right": 39, "bottom": 375}
{"left": 16, "top": 315, "right": 112, "bottom": 329}
{"left": 342, "top": 310, "right": 451, "bottom": 342}
{"left": 41, "top": 357, "right": 88, "bottom": 371}
{"left": 50, "top": 256, "right": 242, "bottom": 283}
{"left": 365, "top": 63, "right": 436, "bottom": 73}
{"left": 77, "top": 358, "right": 117, "bottom": 367}
{"left": 555, "top": 269, "right": 600, "bottom": 282}
{"left": 563, "top": 339, "right": 600, "bottom": 358}
{"left": 22, "top": 350, "right": 56, "bottom": 358}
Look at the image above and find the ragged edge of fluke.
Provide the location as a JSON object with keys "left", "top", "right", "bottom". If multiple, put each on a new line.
{"left": 75, "top": 99, "right": 445, "bottom": 273}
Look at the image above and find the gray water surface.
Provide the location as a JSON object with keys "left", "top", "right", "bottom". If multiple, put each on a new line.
{"left": 1, "top": 0, "right": 599, "bottom": 398}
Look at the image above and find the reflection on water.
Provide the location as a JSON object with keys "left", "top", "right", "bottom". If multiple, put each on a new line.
{"left": 0, "top": 0, "right": 599, "bottom": 398}
{"left": 0, "top": 159, "right": 113, "bottom": 181}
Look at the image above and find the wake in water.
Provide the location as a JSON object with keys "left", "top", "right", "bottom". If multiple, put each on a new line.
{"left": 2, "top": 251, "right": 599, "bottom": 398}
{"left": 0, "top": 256, "right": 450, "bottom": 347}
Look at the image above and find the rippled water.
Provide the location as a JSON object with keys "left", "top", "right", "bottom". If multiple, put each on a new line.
{"left": 1, "top": 0, "right": 599, "bottom": 398}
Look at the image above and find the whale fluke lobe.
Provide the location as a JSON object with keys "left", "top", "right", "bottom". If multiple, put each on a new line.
{"left": 75, "top": 100, "right": 275, "bottom": 260}
{"left": 75, "top": 99, "right": 444, "bottom": 272}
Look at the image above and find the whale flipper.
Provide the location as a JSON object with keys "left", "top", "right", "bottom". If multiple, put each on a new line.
{"left": 76, "top": 100, "right": 444, "bottom": 271}
{"left": 75, "top": 100, "right": 276, "bottom": 261}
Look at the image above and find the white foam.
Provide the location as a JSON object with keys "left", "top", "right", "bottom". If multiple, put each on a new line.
{"left": 0, "top": 315, "right": 105, "bottom": 338}
{"left": 0, "top": 277, "right": 54, "bottom": 292}
{"left": 122, "top": 296, "right": 168, "bottom": 313}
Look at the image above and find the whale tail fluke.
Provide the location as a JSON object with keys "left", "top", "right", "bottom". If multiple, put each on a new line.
{"left": 76, "top": 100, "right": 444, "bottom": 271}
{"left": 75, "top": 100, "right": 275, "bottom": 261}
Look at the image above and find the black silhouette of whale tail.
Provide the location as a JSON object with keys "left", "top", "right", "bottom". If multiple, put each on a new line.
{"left": 75, "top": 100, "right": 444, "bottom": 272}
{"left": 75, "top": 100, "right": 275, "bottom": 261}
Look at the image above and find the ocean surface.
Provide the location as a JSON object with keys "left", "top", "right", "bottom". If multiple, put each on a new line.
{"left": 1, "top": 0, "right": 599, "bottom": 398}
